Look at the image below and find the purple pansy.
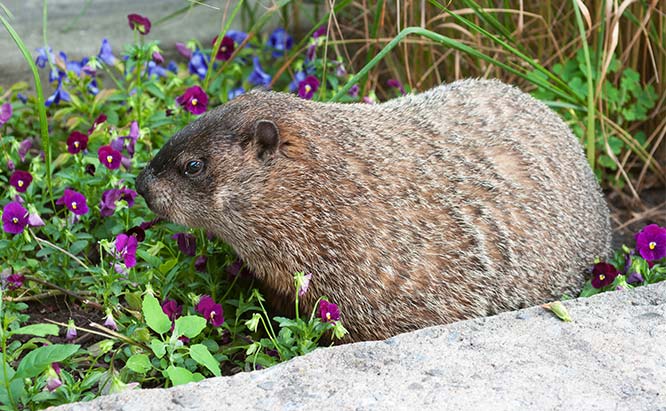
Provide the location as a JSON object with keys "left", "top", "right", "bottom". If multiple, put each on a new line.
{"left": 65, "top": 319, "right": 77, "bottom": 341}
{"left": 98, "top": 145, "right": 122, "bottom": 170}
{"left": 28, "top": 212, "right": 45, "bottom": 227}
{"left": 98, "top": 38, "right": 115, "bottom": 65}
{"left": 298, "top": 272, "right": 312, "bottom": 297}
{"left": 18, "top": 138, "right": 32, "bottom": 162}
{"left": 2, "top": 201, "right": 29, "bottom": 234}
{"left": 128, "top": 13, "right": 151, "bottom": 35}
{"left": 100, "top": 188, "right": 137, "bottom": 217}
{"left": 162, "top": 299, "right": 182, "bottom": 321}
{"left": 46, "top": 366, "right": 63, "bottom": 392}
{"left": 152, "top": 51, "right": 165, "bottom": 64}
{"left": 268, "top": 28, "right": 293, "bottom": 57}
{"left": 88, "top": 113, "right": 107, "bottom": 134}
{"left": 349, "top": 84, "right": 360, "bottom": 97}
{"left": 6, "top": 274, "right": 25, "bottom": 290}
{"left": 172, "top": 232, "right": 196, "bottom": 256}
{"left": 212, "top": 35, "right": 235, "bottom": 61}
{"left": 67, "top": 131, "right": 89, "bottom": 154}
{"left": 176, "top": 86, "right": 208, "bottom": 115}
{"left": 226, "top": 258, "right": 254, "bottom": 278}
{"left": 248, "top": 56, "right": 271, "bottom": 87}
{"left": 387, "top": 79, "right": 406, "bottom": 95}
{"left": 590, "top": 262, "right": 619, "bottom": 289}
{"left": 196, "top": 295, "right": 224, "bottom": 327}
{"left": 188, "top": 50, "right": 208, "bottom": 79}
{"left": 175, "top": 42, "right": 193, "bottom": 59}
{"left": 104, "top": 310, "right": 118, "bottom": 331}
{"left": 195, "top": 255, "right": 207, "bottom": 272}
{"left": 56, "top": 188, "right": 89, "bottom": 215}
{"left": 626, "top": 271, "right": 644, "bottom": 284}
{"left": 0, "top": 103, "right": 12, "bottom": 125}
{"left": 115, "top": 233, "right": 138, "bottom": 268}
{"left": 298, "top": 75, "right": 319, "bottom": 100}
{"left": 313, "top": 26, "right": 327, "bottom": 39}
{"left": 635, "top": 224, "right": 666, "bottom": 261}
{"left": 228, "top": 87, "right": 245, "bottom": 100}
{"left": 306, "top": 44, "right": 316, "bottom": 62}
{"left": 9, "top": 170, "right": 32, "bottom": 193}
{"left": 318, "top": 300, "right": 340, "bottom": 323}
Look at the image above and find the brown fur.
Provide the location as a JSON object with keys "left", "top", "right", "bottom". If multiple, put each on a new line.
{"left": 136, "top": 79, "right": 611, "bottom": 342}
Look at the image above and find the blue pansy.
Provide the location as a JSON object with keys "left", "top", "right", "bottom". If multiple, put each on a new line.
{"left": 45, "top": 80, "right": 71, "bottom": 106}
{"left": 268, "top": 28, "right": 293, "bottom": 58}
{"left": 289, "top": 71, "right": 306, "bottom": 92}
{"left": 17, "top": 93, "right": 27, "bottom": 104}
{"left": 228, "top": 87, "right": 245, "bottom": 100}
{"left": 248, "top": 57, "right": 271, "bottom": 87}
{"left": 146, "top": 61, "right": 167, "bottom": 78}
{"left": 167, "top": 61, "right": 178, "bottom": 73}
{"left": 59, "top": 51, "right": 89, "bottom": 76}
{"left": 88, "top": 79, "right": 99, "bottom": 95}
{"left": 227, "top": 30, "right": 248, "bottom": 45}
{"left": 35, "top": 47, "right": 54, "bottom": 68}
{"left": 98, "top": 38, "right": 115, "bottom": 65}
{"left": 188, "top": 50, "right": 208, "bottom": 79}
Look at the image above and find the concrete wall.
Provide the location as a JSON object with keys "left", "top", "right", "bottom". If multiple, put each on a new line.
{"left": 0, "top": 0, "right": 239, "bottom": 86}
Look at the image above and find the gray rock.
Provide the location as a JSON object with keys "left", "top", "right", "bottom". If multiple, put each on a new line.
{"left": 52, "top": 282, "right": 666, "bottom": 411}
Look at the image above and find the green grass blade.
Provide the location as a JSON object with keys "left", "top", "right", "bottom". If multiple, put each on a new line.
{"left": 0, "top": 5, "right": 54, "bottom": 204}
{"left": 572, "top": 0, "right": 596, "bottom": 170}
{"left": 204, "top": 0, "right": 244, "bottom": 90}
{"left": 331, "top": 27, "right": 568, "bottom": 103}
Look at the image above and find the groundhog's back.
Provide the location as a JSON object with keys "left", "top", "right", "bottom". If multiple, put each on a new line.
{"left": 253, "top": 79, "right": 611, "bottom": 339}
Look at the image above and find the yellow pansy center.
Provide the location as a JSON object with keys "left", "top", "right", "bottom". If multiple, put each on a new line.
{"left": 71, "top": 202, "right": 78, "bottom": 210}
{"left": 17, "top": 180, "right": 24, "bottom": 187}
{"left": 649, "top": 241, "right": 656, "bottom": 250}
{"left": 106, "top": 155, "right": 113, "bottom": 164}
{"left": 305, "top": 84, "right": 312, "bottom": 94}
{"left": 12, "top": 217, "right": 18, "bottom": 224}
{"left": 192, "top": 98, "right": 198, "bottom": 106}
{"left": 326, "top": 312, "right": 331, "bottom": 321}
{"left": 599, "top": 274, "right": 605, "bottom": 281}
{"left": 221, "top": 46, "right": 227, "bottom": 52}
{"left": 74, "top": 141, "right": 80, "bottom": 148}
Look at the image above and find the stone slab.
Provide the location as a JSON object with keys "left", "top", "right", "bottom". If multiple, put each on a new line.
{"left": 53, "top": 282, "right": 666, "bottom": 411}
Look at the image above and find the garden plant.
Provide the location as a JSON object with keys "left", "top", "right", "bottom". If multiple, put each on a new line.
{"left": 0, "top": 0, "right": 664, "bottom": 409}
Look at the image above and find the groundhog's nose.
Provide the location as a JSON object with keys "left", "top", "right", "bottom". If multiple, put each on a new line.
{"left": 135, "top": 167, "right": 154, "bottom": 199}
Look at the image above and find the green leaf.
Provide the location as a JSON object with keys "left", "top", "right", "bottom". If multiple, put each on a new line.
{"left": 9, "top": 324, "right": 59, "bottom": 337}
{"left": 165, "top": 366, "right": 204, "bottom": 386}
{"left": 579, "top": 281, "right": 601, "bottom": 298}
{"left": 69, "top": 240, "right": 88, "bottom": 255}
{"left": 150, "top": 339, "right": 167, "bottom": 359}
{"left": 597, "top": 155, "right": 617, "bottom": 170}
{"left": 142, "top": 293, "right": 172, "bottom": 335}
{"left": 173, "top": 316, "right": 207, "bottom": 339}
{"left": 159, "top": 258, "right": 178, "bottom": 275}
{"left": 125, "top": 354, "right": 152, "bottom": 374}
{"left": 542, "top": 301, "right": 572, "bottom": 322}
{"left": 15, "top": 344, "right": 80, "bottom": 379}
{"left": 189, "top": 344, "right": 221, "bottom": 377}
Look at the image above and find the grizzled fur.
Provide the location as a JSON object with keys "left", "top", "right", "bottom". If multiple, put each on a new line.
{"left": 136, "top": 79, "right": 611, "bottom": 342}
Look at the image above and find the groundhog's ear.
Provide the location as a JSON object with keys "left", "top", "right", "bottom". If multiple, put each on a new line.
{"left": 253, "top": 120, "right": 279, "bottom": 161}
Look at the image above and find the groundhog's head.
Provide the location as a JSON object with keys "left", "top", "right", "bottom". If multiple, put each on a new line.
{"left": 136, "top": 92, "right": 306, "bottom": 237}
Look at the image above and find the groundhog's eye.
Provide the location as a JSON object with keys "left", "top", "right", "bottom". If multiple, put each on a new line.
{"left": 184, "top": 160, "right": 204, "bottom": 176}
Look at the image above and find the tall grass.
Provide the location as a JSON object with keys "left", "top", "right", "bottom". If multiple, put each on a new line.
{"left": 301, "top": 0, "right": 665, "bottom": 196}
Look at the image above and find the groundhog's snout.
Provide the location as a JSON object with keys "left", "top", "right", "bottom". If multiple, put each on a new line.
{"left": 135, "top": 167, "right": 154, "bottom": 205}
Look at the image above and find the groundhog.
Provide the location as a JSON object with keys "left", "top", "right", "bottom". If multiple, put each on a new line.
{"left": 136, "top": 79, "right": 611, "bottom": 342}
